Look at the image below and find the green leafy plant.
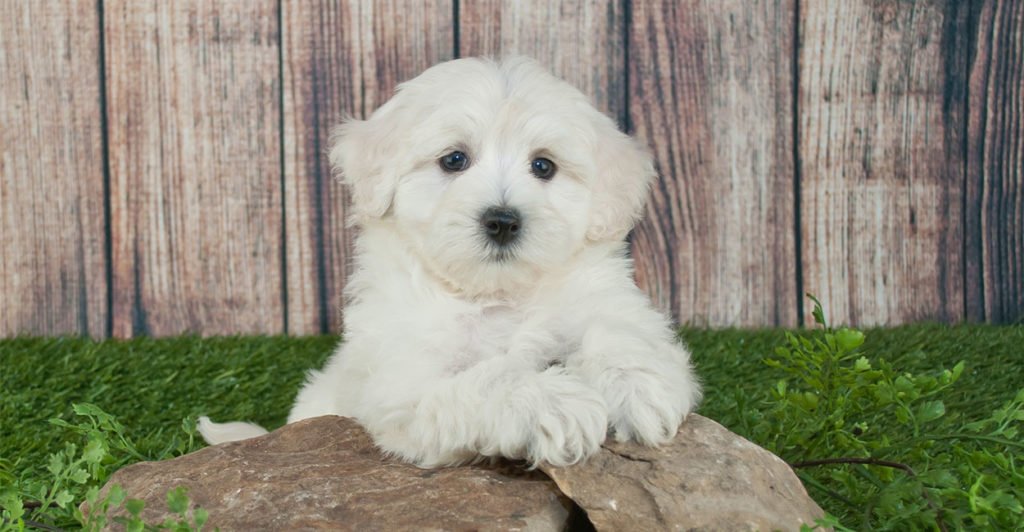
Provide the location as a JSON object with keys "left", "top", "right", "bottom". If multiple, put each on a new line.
{"left": 80, "top": 486, "right": 210, "bottom": 532}
{"left": 1, "top": 437, "right": 105, "bottom": 531}
{"left": 765, "top": 295, "right": 1024, "bottom": 530}
{"left": 1, "top": 404, "right": 211, "bottom": 532}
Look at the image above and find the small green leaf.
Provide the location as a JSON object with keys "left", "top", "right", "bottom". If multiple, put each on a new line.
{"left": 964, "top": 419, "right": 989, "bottom": 432}
{"left": 835, "top": 328, "right": 865, "bottom": 351}
{"left": 854, "top": 356, "right": 871, "bottom": 371}
{"left": 166, "top": 486, "right": 189, "bottom": 514}
{"left": 47, "top": 452, "right": 65, "bottom": 475}
{"left": 952, "top": 361, "right": 966, "bottom": 382}
{"left": 808, "top": 294, "right": 826, "bottom": 326}
{"left": 894, "top": 375, "right": 915, "bottom": 395}
{"left": 70, "top": 467, "right": 91, "bottom": 484}
{"left": 917, "top": 400, "right": 946, "bottom": 423}
{"left": 918, "top": 469, "right": 958, "bottom": 488}
{"left": 125, "top": 498, "right": 146, "bottom": 517}
{"left": 85, "top": 485, "right": 101, "bottom": 506}
{"left": 54, "top": 489, "right": 75, "bottom": 508}
{"left": 193, "top": 507, "right": 209, "bottom": 529}
{"left": 82, "top": 438, "right": 106, "bottom": 463}
{"left": 49, "top": 418, "right": 74, "bottom": 429}
{"left": 74, "top": 403, "right": 105, "bottom": 417}
{"left": 107, "top": 484, "right": 126, "bottom": 507}
{"left": 125, "top": 517, "right": 145, "bottom": 532}
{"left": 0, "top": 492, "right": 25, "bottom": 522}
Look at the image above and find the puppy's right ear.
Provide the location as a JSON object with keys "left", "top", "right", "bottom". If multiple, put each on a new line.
{"left": 328, "top": 116, "right": 400, "bottom": 220}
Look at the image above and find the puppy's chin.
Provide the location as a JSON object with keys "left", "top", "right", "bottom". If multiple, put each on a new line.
{"left": 428, "top": 249, "right": 544, "bottom": 300}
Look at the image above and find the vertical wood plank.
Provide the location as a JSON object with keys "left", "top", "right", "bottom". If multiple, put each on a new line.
{"left": 282, "top": 0, "right": 454, "bottom": 334}
{"left": 799, "top": 0, "right": 966, "bottom": 326}
{"left": 0, "top": 0, "right": 108, "bottom": 337}
{"left": 106, "top": 1, "right": 283, "bottom": 337}
{"left": 459, "top": 0, "right": 627, "bottom": 125}
{"left": 966, "top": 0, "right": 1024, "bottom": 324}
{"left": 629, "top": 0, "right": 798, "bottom": 326}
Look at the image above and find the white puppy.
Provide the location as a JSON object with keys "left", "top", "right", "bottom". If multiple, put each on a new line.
{"left": 199, "top": 57, "right": 700, "bottom": 468}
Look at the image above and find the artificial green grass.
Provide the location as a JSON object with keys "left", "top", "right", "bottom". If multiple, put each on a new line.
{"left": 2, "top": 324, "right": 1022, "bottom": 482}
{"left": 1, "top": 335, "right": 335, "bottom": 478}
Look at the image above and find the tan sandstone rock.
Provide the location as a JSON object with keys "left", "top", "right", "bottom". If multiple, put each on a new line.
{"left": 87, "top": 416, "right": 572, "bottom": 531}
{"left": 86, "top": 414, "right": 823, "bottom": 531}
{"left": 541, "top": 415, "right": 825, "bottom": 531}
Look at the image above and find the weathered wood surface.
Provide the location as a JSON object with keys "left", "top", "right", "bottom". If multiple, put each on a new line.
{"left": 282, "top": 0, "right": 454, "bottom": 335}
{"left": 1, "top": 0, "right": 1022, "bottom": 337}
{"left": 629, "top": 0, "right": 799, "bottom": 326}
{"left": 0, "top": 0, "right": 108, "bottom": 336}
{"left": 459, "top": 0, "right": 627, "bottom": 123}
{"left": 105, "top": 2, "right": 284, "bottom": 336}
{"left": 966, "top": 1, "right": 1024, "bottom": 324}
{"left": 799, "top": 0, "right": 967, "bottom": 326}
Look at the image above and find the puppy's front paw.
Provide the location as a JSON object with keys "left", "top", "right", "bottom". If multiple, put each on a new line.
{"left": 603, "top": 368, "right": 698, "bottom": 446}
{"left": 487, "top": 368, "right": 608, "bottom": 467}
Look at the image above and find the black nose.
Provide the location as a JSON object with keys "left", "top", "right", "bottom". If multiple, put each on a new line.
{"left": 481, "top": 207, "right": 521, "bottom": 246}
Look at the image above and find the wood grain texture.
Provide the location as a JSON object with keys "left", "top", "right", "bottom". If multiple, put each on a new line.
{"left": 282, "top": 0, "right": 454, "bottom": 334}
{"left": 966, "top": 0, "right": 1024, "bottom": 324}
{"left": 106, "top": 1, "right": 283, "bottom": 337}
{"left": 459, "top": 0, "right": 627, "bottom": 125}
{"left": 0, "top": 0, "right": 108, "bottom": 337}
{"left": 799, "top": 0, "right": 966, "bottom": 326}
{"left": 629, "top": 0, "right": 798, "bottom": 326}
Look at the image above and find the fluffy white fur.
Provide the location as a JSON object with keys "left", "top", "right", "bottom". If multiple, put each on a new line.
{"left": 199, "top": 57, "right": 701, "bottom": 468}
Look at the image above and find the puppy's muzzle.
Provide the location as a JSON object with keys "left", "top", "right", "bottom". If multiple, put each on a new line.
{"left": 481, "top": 206, "right": 521, "bottom": 247}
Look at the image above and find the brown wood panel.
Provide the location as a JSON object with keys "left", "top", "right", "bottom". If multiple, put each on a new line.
{"left": 282, "top": 0, "right": 454, "bottom": 334}
{"left": 966, "top": 0, "right": 1024, "bottom": 324}
{"left": 459, "top": 0, "right": 627, "bottom": 123}
{"left": 629, "top": 0, "right": 798, "bottom": 327}
{"left": 799, "top": 0, "right": 966, "bottom": 326}
{"left": 106, "top": 1, "right": 283, "bottom": 337}
{"left": 0, "top": 0, "right": 108, "bottom": 337}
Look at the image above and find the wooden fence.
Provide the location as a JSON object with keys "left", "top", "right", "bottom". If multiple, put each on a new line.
{"left": 1, "top": 0, "right": 1021, "bottom": 337}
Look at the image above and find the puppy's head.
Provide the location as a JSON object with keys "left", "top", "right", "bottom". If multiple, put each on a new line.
{"left": 330, "top": 57, "right": 655, "bottom": 294}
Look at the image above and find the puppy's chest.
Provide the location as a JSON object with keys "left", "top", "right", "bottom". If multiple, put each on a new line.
{"left": 446, "top": 304, "right": 572, "bottom": 372}
{"left": 456, "top": 305, "right": 521, "bottom": 352}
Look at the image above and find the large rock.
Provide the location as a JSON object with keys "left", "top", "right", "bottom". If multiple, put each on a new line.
{"left": 541, "top": 415, "right": 825, "bottom": 531}
{"left": 88, "top": 416, "right": 573, "bottom": 531}
{"left": 86, "top": 415, "right": 823, "bottom": 531}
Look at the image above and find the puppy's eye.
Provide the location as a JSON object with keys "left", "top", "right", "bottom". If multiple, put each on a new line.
{"left": 439, "top": 151, "right": 469, "bottom": 173}
{"left": 530, "top": 157, "right": 556, "bottom": 180}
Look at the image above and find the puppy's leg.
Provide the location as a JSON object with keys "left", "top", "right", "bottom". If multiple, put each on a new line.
{"left": 358, "top": 355, "right": 608, "bottom": 468}
{"left": 570, "top": 322, "right": 701, "bottom": 446}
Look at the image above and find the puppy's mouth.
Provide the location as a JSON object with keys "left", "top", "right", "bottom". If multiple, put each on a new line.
{"left": 487, "top": 246, "right": 518, "bottom": 263}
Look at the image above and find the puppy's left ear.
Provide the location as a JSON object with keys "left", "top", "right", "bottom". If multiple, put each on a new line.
{"left": 586, "top": 116, "right": 657, "bottom": 242}
{"left": 328, "top": 111, "right": 402, "bottom": 221}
